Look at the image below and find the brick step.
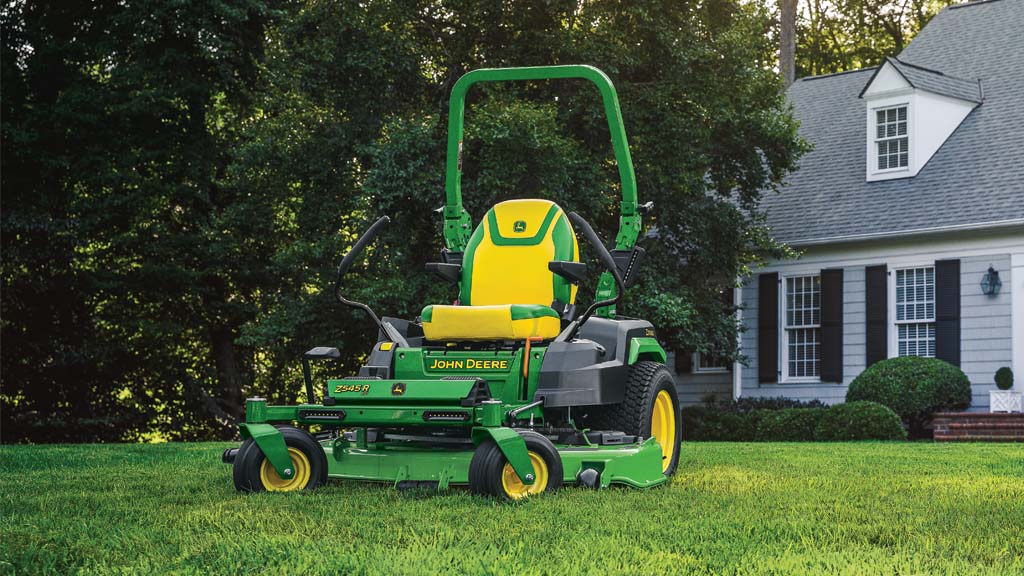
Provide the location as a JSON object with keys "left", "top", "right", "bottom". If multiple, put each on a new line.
{"left": 934, "top": 434, "right": 1024, "bottom": 442}
{"left": 937, "top": 426, "right": 1024, "bottom": 434}
{"left": 941, "top": 422, "right": 1024, "bottom": 430}
{"left": 934, "top": 412, "right": 1024, "bottom": 419}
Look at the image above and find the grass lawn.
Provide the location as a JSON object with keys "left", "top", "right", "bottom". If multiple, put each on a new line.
{"left": 1, "top": 442, "right": 1022, "bottom": 575}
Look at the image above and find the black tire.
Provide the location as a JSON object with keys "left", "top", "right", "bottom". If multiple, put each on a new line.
{"left": 233, "top": 426, "right": 328, "bottom": 493}
{"left": 469, "top": 430, "right": 563, "bottom": 500}
{"left": 585, "top": 361, "right": 681, "bottom": 476}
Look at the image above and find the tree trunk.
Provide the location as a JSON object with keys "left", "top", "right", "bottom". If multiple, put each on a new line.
{"left": 780, "top": 0, "right": 798, "bottom": 87}
{"left": 210, "top": 324, "right": 245, "bottom": 426}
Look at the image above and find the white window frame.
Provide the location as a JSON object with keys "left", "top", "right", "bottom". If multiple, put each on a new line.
{"left": 779, "top": 274, "right": 822, "bottom": 383}
{"left": 887, "top": 264, "right": 937, "bottom": 359}
{"left": 692, "top": 352, "right": 729, "bottom": 374}
{"left": 872, "top": 104, "right": 910, "bottom": 174}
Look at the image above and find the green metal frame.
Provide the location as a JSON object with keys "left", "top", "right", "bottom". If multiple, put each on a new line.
{"left": 442, "top": 65, "right": 642, "bottom": 317}
{"left": 627, "top": 337, "right": 668, "bottom": 365}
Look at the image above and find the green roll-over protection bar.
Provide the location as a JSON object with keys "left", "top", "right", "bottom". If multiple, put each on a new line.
{"left": 441, "top": 65, "right": 643, "bottom": 317}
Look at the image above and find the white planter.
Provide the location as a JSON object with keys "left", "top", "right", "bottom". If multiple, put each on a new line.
{"left": 990, "top": 390, "right": 1023, "bottom": 413}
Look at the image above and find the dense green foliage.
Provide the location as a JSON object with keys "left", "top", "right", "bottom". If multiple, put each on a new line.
{"left": 682, "top": 398, "right": 906, "bottom": 441}
{"left": 2, "top": 442, "right": 1022, "bottom": 574}
{"left": 681, "top": 396, "right": 825, "bottom": 441}
{"left": 755, "top": 407, "right": 823, "bottom": 441}
{"left": 2, "top": 0, "right": 805, "bottom": 442}
{"left": 995, "top": 367, "right": 1014, "bottom": 391}
{"left": 814, "top": 401, "right": 907, "bottom": 441}
{"left": 794, "top": 0, "right": 958, "bottom": 77}
{"left": 847, "top": 357, "right": 972, "bottom": 435}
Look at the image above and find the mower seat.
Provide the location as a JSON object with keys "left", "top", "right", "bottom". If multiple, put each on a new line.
{"left": 421, "top": 199, "right": 579, "bottom": 341}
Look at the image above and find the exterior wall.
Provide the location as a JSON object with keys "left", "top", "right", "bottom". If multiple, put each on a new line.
{"left": 960, "top": 254, "right": 1013, "bottom": 409}
{"left": 737, "top": 230, "right": 1023, "bottom": 410}
{"left": 668, "top": 351, "right": 732, "bottom": 406}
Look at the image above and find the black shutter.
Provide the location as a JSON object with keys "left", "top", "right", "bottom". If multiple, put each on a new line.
{"left": 820, "top": 269, "right": 844, "bottom": 383}
{"left": 758, "top": 273, "right": 779, "bottom": 383}
{"left": 674, "top": 350, "right": 693, "bottom": 374}
{"left": 865, "top": 265, "right": 888, "bottom": 367}
{"left": 935, "top": 259, "right": 961, "bottom": 366}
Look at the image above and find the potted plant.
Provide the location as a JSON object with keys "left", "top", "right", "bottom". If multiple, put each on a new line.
{"left": 990, "top": 367, "right": 1021, "bottom": 413}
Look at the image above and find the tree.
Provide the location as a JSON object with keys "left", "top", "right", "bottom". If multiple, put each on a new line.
{"left": 2, "top": 0, "right": 805, "bottom": 442}
{"left": 795, "top": 0, "right": 958, "bottom": 77}
{"left": 2, "top": 0, "right": 280, "bottom": 441}
{"left": 780, "top": 0, "right": 799, "bottom": 87}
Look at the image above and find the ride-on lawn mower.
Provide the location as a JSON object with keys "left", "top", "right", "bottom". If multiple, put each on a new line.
{"left": 223, "top": 65, "right": 681, "bottom": 499}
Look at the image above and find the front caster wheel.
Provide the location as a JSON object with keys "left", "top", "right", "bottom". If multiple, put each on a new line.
{"left": 233, "top": 426, "right": 328, "bottom": 492}
{"left": 469, "top": 430, "right": 563, "bottom": 500}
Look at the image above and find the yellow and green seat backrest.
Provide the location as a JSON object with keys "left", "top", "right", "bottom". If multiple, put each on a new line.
{"left": 460, "top": 199, "right": 579, "bottom": 308}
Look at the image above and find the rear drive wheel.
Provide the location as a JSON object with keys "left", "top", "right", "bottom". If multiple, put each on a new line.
{"left": 469, "top": 431, "right": 563, "bottom": 500}
{"left": 233, "top": 426, "right": 328, "bottom": 492}
{"left": 585, "top": 361, "right": 681, "bottom": 476}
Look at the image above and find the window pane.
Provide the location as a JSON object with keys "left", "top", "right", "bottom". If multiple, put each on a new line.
{"left": 785, "top": 275, "right": 821, "bottom": 378}
{"left": 895, "top": 267, "right": 935, "bottom": 358}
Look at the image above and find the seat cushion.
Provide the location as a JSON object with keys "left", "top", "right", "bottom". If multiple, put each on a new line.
{"left": 421, "top": 304, "right": 560, "bottom": 341}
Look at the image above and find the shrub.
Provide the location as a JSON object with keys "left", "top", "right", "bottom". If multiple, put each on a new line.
{"left": 681, "top": 397, "right": 825, "bottom": 441}
{"left": 708, "top": 396, "right": 827, "bottom": 414}
{"left": 815, "top": 401, "right": 907, "bottom": 441}
{"left": 755, "top": 408, "right": 824, "bottom": 441}
{"left": 995, "top": 367, "right": 1014, "bottom": 391}
{"left": 681, "top": 406, "right": 764, "bottom": 441}
{"left": 846, "top": 356, "right": 971, "bottom": 434}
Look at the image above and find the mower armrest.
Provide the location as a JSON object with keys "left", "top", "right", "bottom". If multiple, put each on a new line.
{"left": 425, "top": 262, "right": 462, "bottom": 285}
{"left": 548, "top": 261, "right": 588, "bottom": 285}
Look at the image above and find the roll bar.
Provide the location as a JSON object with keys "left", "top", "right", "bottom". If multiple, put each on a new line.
{"left": 442, "top": 65, "right": 640, "bottom": 253}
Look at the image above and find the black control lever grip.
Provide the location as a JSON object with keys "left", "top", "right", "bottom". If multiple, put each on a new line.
{"left": 567, "top": 212, "right": 625, "bottom": 293}
{"left": 336, "top": 216, "right": 391, "bottom": 282}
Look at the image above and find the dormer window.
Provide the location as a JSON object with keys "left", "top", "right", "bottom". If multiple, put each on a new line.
{"left": 875, "top": 106, "right": 908, "bottom": 170}
{"left": 860, "top": 57, "right": 981, "bottom": 182}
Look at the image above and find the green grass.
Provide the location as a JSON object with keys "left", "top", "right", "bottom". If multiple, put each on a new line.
{"left": 1, "top": 442, "right": 1022, "bottom": 575}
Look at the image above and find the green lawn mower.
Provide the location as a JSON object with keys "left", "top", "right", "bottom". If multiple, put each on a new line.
{"left": 223, "top": 65, "right": 681, "bottom": 500}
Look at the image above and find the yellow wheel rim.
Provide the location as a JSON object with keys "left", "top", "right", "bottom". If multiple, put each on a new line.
{"left": 650, "top": 389, "right": 677, "bottom": 472}
{"left": 259, "top": 447, "right": 312, "bottom": 492}
{"left": 500, "top": 451, "right": 549, "bottom": 500}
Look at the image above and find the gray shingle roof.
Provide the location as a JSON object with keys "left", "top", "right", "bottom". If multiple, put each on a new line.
{"left": 763, "top": 0, "right": 1024, "bottom": 246}
{"left": 877, "top": 57, "right": 982, "bottom": 103}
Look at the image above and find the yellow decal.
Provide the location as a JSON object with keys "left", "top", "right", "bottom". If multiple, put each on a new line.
{"left": 334, "top": 384, "right": 370, "bottom": 394}
{"left": 645, "top": 329, "right": 655, "bottom": 337}
{"left": 427, "top": 358, "right": 510, "bottom": 371}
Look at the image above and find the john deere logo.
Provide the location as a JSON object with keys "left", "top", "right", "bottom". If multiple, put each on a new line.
{"left": 391, "top": 382, "right": 406, "bottom": 396}
{"left": 513, "top": 220, "right": 527, "bottom": 233}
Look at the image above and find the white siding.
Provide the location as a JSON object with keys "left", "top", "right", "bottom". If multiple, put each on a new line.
{"left": 668, "top": 351, "right": 732, "bottom": 406}
{"left": 960, "top": 255, "right": 1012, "bottom": 409}
{"left": 736, "top": 230, "right": 1024, "bottom": 410}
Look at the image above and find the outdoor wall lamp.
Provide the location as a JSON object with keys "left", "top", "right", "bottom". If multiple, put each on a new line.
{"left": 980, "top": 266, "right": 1002, "bottom": 296}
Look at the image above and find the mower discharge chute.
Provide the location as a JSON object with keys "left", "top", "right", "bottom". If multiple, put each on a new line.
{"left": 224, "top": 65, "right": 680, "bottom": 499}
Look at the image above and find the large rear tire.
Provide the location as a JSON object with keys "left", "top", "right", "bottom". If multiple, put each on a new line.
{"left": 233, "top": 426, "right": 328, "bottom": 492}
{"left": 469, "top": 430, "right": 563, "bottom": 500}
{"left": 585, "top": 361, "right": 681, "bottom": 476}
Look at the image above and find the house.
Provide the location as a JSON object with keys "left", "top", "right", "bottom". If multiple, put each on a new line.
{"left": 673, "top": 0, "right": 1024, "bottom": 411}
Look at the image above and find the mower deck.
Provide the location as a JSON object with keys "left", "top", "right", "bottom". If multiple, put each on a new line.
{"left": 322, "top": 433, "right": 668, "bottom": 490}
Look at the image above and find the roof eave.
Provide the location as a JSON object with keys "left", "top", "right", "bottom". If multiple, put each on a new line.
{"left": 781, "top": 218, "right": 1024, "bottom": 248}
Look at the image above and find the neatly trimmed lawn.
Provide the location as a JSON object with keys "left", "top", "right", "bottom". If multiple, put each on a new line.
{"left": 1, "top": 442, "right": 1021, "bottom": 575}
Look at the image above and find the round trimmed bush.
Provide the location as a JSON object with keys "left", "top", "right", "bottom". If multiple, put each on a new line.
{"left": 995, "top": 367, "right": 1014, "bottom": 391}
{"left": 755, "top": 408, "right": 824, "bottom": 441}
{"left": 846, "top": 357, "right": 971, "bottom": 433}
{"left": 814, "top": 401, "right": 907, "bottom": 441}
